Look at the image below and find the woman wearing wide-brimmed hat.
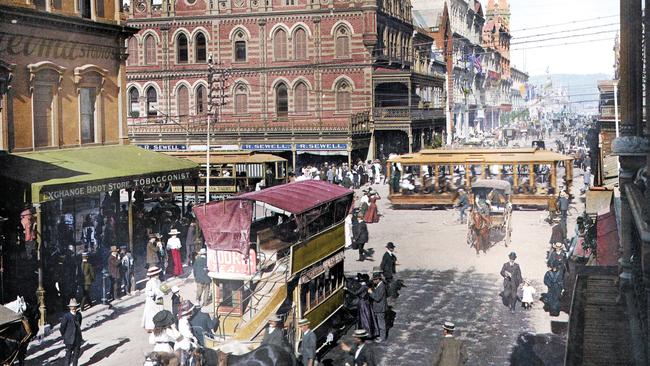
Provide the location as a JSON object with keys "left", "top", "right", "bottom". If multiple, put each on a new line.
{"left": 142, "top": 266, "right": 165, "bottom": 332}
{"left": 149, "top": 310, "right": 182, "bottom": 354}
{"left": 167, "top": 229, "right": 183, "bottom": 276}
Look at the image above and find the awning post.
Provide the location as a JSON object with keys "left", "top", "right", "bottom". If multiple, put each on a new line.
{"left": 128, "top": 188, "right": 133, "bottom": 253}
{"left": 35, "top": 203, "right": 46, "bottom": 329}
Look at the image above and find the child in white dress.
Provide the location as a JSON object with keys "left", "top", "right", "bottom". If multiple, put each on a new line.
{"left": 521, "top": 280, "right": 536, "bottom": 310}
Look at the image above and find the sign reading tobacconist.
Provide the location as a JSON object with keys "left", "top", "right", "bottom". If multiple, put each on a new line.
{"left": 39, "top": 171, "right": 193, "bottom": 202}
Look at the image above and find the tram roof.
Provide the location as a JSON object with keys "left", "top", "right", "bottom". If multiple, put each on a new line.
{"left": 165, "top": 151, "right": 287, "bottom": 164}
{"left": 231, "top": 180, "right": 353, "bottom": 214}
{"left": 388, "top": 148, "right": 573, "bottom": 164}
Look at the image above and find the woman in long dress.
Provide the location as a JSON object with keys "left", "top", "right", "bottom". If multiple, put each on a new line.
{"left": 166, "top": 229, "right": 183, "bottom": 276}
{"left": 364, "top": 191, "right": 381, "bottom": 223}
{"left": 350, "top": 275, "right": 379, "bottom": 338}
{"left": 142, "top": 266, "right": 165, "bottom": 332}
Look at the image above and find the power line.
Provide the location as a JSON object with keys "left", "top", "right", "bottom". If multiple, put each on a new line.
{"left": 510, "top": 15, "right": 619, "bottom": 32}
{"left": 511, "top": 36, "right": 616, "bottom": 51}
{"left": 513, "top": 23, "right": 619, "bottom": 40}
{"left": 511, "top": 29, "right": 619, "bottom": 46}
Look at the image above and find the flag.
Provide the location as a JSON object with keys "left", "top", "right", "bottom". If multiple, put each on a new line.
{"left": 473, "top": 55, "right": 483, "bottom": 75}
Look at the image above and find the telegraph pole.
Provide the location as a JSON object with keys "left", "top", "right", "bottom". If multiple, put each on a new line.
{"left": 206, "top": 55, "right": 230, "bottom": 203}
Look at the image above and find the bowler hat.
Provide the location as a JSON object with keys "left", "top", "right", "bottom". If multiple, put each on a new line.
{"left": 443, "top": 321, "right": 455, "bottom": 331}
{"left": 386, "top": 242, "right": 396, "bottom": 249}
{"left": 372, "top": 272, "right": 383, "bottom": 280}
{"left": 508, "top": 252, "right": 517, "bottom": 259}
{"left": 298, "top": 318, "right": 310, "bottom": 326}
{"left": 153, "top": 310, "right": 176, "bottom": 328}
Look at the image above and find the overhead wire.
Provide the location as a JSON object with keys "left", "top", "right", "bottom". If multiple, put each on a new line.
{"left": 509, "top": 15, "right": 619, "bottom": 32}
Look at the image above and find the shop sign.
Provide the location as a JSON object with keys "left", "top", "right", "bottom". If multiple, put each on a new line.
{"left": 296, "top": 143, "right": 348, "bottom": 151}
{"left": 138, "top": 144, "right": 187, "bottom": 151}
{"left": 299, "top": 251, "right": 345, "bottom": 284}
{"left": 0, "top": 34, "right": 119, "bottom": 60}
{"left": 240, "top": 143, "right": 292, "bottom": 151}
{"left": 207, "top": 248, "right": 257, "bottom": 275}
{"left": 188, "top": 145, "right": 239, "bottom": 151}
{"left": 40, "top": 171, "right": 193, "bottom": 201}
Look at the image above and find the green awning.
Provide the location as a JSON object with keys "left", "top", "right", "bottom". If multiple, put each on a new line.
{"left": 0, "top": 145, "right": 199, "bottom": 204}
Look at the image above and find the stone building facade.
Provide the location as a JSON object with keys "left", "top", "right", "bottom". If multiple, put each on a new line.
{"left": 125, "top": 0, "right": 445, "bottom": 168}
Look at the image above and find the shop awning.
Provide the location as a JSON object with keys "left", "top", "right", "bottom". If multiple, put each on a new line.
{"left": 585, "top": 189, "right": 613, "bottom": 217}
{"left": 593, "top": 210, "right": 620, "bottom": 266}
{"left": 0, "top": 145, "right": 199, "bottom": 204}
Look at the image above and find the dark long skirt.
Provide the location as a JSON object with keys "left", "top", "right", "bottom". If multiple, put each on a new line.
{"left": 357, "top": 296, "right": 379, "bottom": 338}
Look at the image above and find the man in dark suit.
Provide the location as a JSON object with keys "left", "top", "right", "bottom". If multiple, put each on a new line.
{"left": 298, "top": 318, "right": 316, "bottom": 366}
{"left": 352, "top": 214, "right": 369, "bottom": 261}
{"left": 368, "top": 272, "right": 388, "bottom": 341}
{"left": 380, "top": 242, "right": 397, "bottom": 283}
{"left": 432, "top": 321, "right": 468, "bottom": 366}
{"left": 60, "top": 298, "right": 83, "bottom": 366}
{"left": 261, "top": 315, "right": 286, "bottom": 348}
{"left": 500, "top": 252, "right": 523, "bottom": 313}
{"left": 352, "top": 329, "right": 376, "bottom": 366}
{"left": 188, "top": 304, "right": 218, "bottom": 339}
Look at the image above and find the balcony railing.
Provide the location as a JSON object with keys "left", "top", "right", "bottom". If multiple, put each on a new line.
{"left": 372, "top": 107, "right": 445, "bottom": 122}
{"left": 600, "top": 106, "right": 616, "bottom": 119}
{"left": 127, "top": 112, "right": 371, "bottom": 136}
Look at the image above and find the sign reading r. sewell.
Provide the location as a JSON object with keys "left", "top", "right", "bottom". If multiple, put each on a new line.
{"left": 296, "top": 143, "right": 348, "bottom": 151}
{"left": 40, "top": 171, "right": 193, "bottom": 201}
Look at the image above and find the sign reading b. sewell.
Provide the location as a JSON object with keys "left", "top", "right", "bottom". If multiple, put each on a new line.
{"left": 40, "top": 171, "right": 193, "bottom": 201}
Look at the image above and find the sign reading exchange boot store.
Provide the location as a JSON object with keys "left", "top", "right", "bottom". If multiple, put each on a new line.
{"left": 0, "top": 34, "right": 120, "bottom": 61}
{"left": 40, "top": 171, "right": 193, "bottom": 201}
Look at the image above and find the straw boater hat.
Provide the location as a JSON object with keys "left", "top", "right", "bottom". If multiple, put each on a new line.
{"left": 81, "top": 252, "right": 89, "bottom": 258}
{"left": 298, "top": 318, "right": 310, "bottom": 326}
{"left": 147, "top": 266, "right": 162, "bottom": 277}
{"left": 268, "top": 315, "right": 282, "bottom": 323}
{"left": 443, "top": 321, "right": 455, "bottom": 332}
{"left": 67, "top": 298, "right": 80, "bottom": 308}
{"left": 171, "top": 286, "right": 180, "bottom": 294}
{"left": 553, "top": 242, "right": 564, "bottom": 249}
{"left": 180, "top": 300, "right": 195, "bottom": 317}
{"left": 169, "top": 229, "right": 180, "bottom": 236}
{"left": 153, "top": 310, "right": 176, "bottom": 328}
{"left": 198, "top": 248, "right": 207, "bottom": 255}
{"left": 352, "top": 329, "right": 369, "bottom": 339}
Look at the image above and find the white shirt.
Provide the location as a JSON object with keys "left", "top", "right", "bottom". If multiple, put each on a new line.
{"left": 522, "top": 285, "right": 536, "bottom": 303}
{"left": 166, "top": 236, "right": 181, "bottom": 250}
{"left": 355, "top": 343, "right": 364, "bottom": 359}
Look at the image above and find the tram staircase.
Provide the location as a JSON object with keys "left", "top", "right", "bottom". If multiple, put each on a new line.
{"left": 217, "top": 255, "right": 290, "bottom": 343}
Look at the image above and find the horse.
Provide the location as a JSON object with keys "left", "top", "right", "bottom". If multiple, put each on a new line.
{"left": 213, "top": 344, "right": 297, "bottom": 366}
{"left": 469, "top": 210, "right": 491, "bottom": 255}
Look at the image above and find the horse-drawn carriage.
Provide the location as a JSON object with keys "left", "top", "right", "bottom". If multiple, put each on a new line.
{"left": 466, "top": 180, "right": 513, "bottom": 254}
{"left": 0, "top": 302, "right": 33, "bottom": 365}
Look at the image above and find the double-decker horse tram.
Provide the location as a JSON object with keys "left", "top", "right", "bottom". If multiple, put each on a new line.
{"left": 193, "top": 180, "right": 354, "bottom": 359}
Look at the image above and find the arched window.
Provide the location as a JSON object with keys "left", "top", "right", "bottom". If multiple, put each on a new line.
{"left": 275, "top": 83, "right": 288, "bottom": 117}
{"left": 234, "top": 83, "right": 249, "bottom": 115}
{"left": 129, "top": 88, "right": 140, "bottom": 117}
{"left": 294, "top": 28, "right": 307, "bottom": 60}
{"left": 144, "top": 35, "right": 156, "bottom": 65}
{"left": 294, "top": 82, "right": 308, "bottom": 114}
{"left": 177, "top": 34, "right": 188, "bottom": 63}
{"left": 127, "top": 37, "right": 138, "bottom": 66}
{"left": 195, "top": 85, "right": 207, "bottom": 114}
{"left": 233, "top": 31, "right": 247, "bottom": 62}
{"left": 177, "top": 85, "right": 189, "bottom": 122}
{"left": 335, "top": 80, "right": 351, "bottom": 112}
{"left": 195, "top": 33, "right": 207, "bottom": 63}
{"left": 146, "top": 87, "right": 158, "bottom": 117}
{"left": 79, "top": 72, "right": 102, "bottom": 144}
{"left": 335, "top": 26, "right": 350, "bottom": 58}
{"left": 273, "top": 29, "right": 288, "bottom": 60}
{"left": 32, "top": 69, "right": 58, "bottom": 147}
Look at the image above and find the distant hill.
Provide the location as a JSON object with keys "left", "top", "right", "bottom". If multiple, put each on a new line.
{"left": 528, "top": 73, "right": 612, "bottom": 115}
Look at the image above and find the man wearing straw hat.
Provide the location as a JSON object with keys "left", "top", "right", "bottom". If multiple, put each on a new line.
{"left": 107, "top": 246, "right": 122, "bottom": 300}
{"left": 298, "top": 318, "right": 316, "bottom": 366}
{"left": 146, "top": 233, "right": 162, "bottom": 269}
{"left": 60, "top": 299, "right": 83, "bottom": 366}
{"left": 193, "top": 248, "right": 211, "bottom": 307}
{"left": 262, "top": 315, "right": 286, "bottom": 348}
{"left": 353, "top": 329, "right": 376, "bottom": 366}
{"left": 432, "top": 321, "right": 468, "bottom": 366}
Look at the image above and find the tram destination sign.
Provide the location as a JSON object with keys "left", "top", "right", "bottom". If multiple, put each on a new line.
{"left": 40, "top": 171, "right": 193, "bottom": 201}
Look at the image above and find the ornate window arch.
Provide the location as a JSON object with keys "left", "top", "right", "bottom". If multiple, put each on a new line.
{"left": 293, "top": 27, "right": 307, "bottom": 60}
{"left": 275, "top": 82, "right": 288, "bottom": 117}
{"left": 176, "top": 84, "right": 190, "bottom": 122}
{"left": 128, "top": 87, "right": 140, "bottom": 117}
{"left": 28, "top": 61, "right": 66, "bottom": 148}
{"left": 127, "top": 37, "right": 138, "bottom": 66}
{"left": 233, "top": 83, "right": 249, "bottom": 115}
{"left": 146, "top": 86, "right": 158, "bottom": 117}
{"left": 194, "top": 32, "right": 207, "bottom": 63}
{"left": 176, "top": 33, "right": 189, "bottom": 64}
{"left": 334, "top": 25, "right": 351, "bottom": 59}
{"left": 144, "top": 35, "right": 157, "bottom": 65}
{"left": 195, "top": 84, "right": 207, "bottom": 114}
{"left": 233, "top": 30, "right": 247, "bottom": 62}
{"left": 74, "top": 65, "right": 108, "bottom": 144}
{"left": 273, "top": 28, "right": 288, "bottom": 60}
{"left": 335, "top": 79, "right": 352, "bottom": 112}
{"left": 294, "top": 81, "right": 308, "bottom": 114}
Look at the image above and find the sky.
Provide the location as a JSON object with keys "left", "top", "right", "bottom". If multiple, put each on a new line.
{"left": 508, "top": 0, "right": 619, "bottom": 77}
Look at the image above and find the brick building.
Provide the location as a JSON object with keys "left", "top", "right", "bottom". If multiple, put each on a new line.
{"left": 125, "top": 0, "right": 445, "bottom": 169}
